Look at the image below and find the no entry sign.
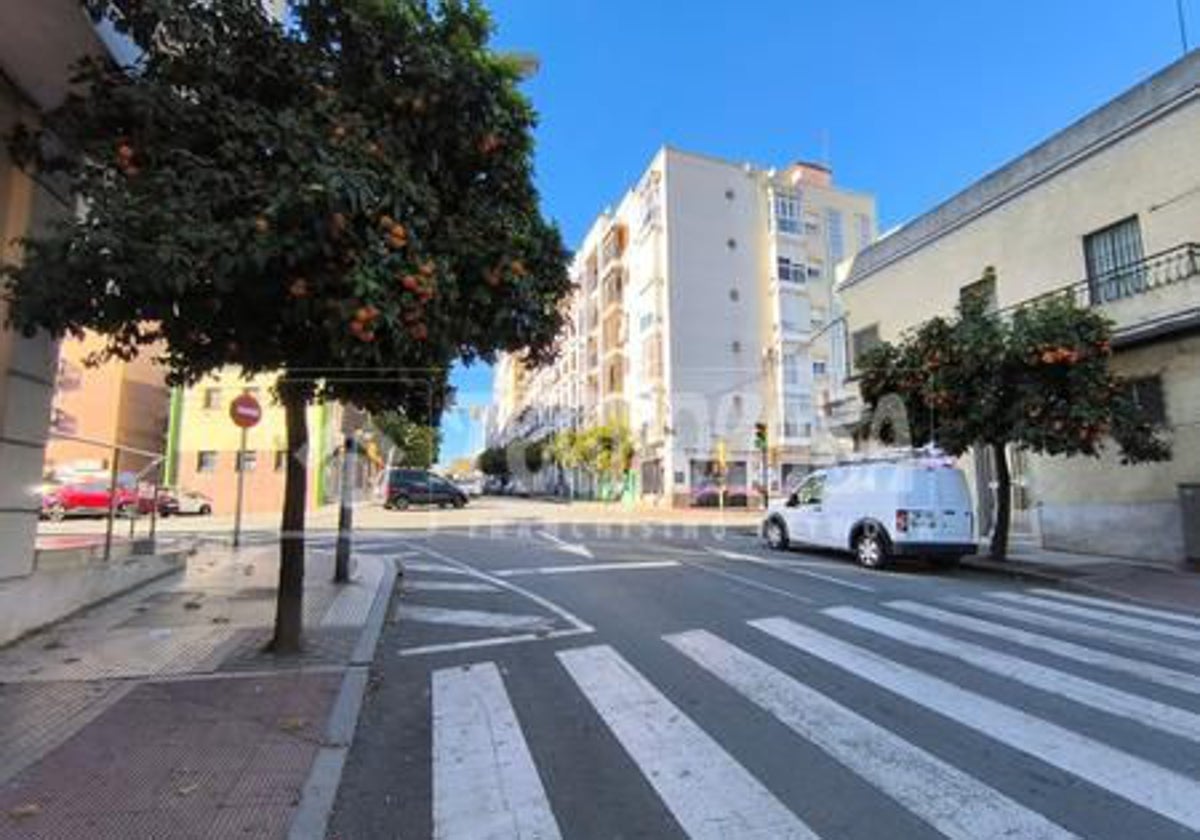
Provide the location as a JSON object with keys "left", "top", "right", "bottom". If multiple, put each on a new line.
{"left": 229, "top": 393, "right": 262, "bottom": 429}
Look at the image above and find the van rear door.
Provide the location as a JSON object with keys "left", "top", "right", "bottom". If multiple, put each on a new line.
{"left": 933, "top": 468, "right": 974, "bottom": 541}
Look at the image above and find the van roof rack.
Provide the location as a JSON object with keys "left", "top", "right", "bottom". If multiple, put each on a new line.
{"left": 831, "top": 444, "right": 951, "bottom": 466}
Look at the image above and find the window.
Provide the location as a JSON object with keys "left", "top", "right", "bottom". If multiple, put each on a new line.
{"left": 807, "top": 265, "right": 822, "bottom": 280}
{"left": 726, "top": 237, "right": 737, "bottom": 250}
{"left": 856, "top": 213, "right": 873, "bottom": 250}
{"left": 1126, "top": 376, "right": 1167, "bottom": 426}
{"left": 852, "top": 324, "right": 881, "bottom": 370}
{"left": 725, "top": 188, "right": 736, "bottom": 201}
{"left": 642, "top": 337, "right": 663, "bottom": 378}
{"left": 202, "top": 388, "right": 221, "bottom": 410}
{"left": 780, "top": 293, "right": 809, "bottom": 333}
{"left": 826, "top": 207, "right": 845, "bottom": 263}
{"left": 796, "top": 473, "right": 825, "bottom": 505}
{"left": 782, "top": 354, "right": 803, "bottom": 386}
{"left": 783, "top": 399, "right": 813, "bottom": 438}
{"left": 773, "top": 190, "right": 801, "bottom": 234}
{"left": 731, "top": 340, "right": 742, "bottom": 353}
{"left": 639, "top": 311, "right": 659, "bottom": 332}
{"left": 729, "top": 288, "right": 740, "bottom": 302}
{"left": 960, "top": 273, "right": 997, "bottom": 311}
{"left": 812, "top": 307, "right": 827, "bottom": 328}
{"left": 197, "top": 451, "right": 218, "bottom": 472}
{"left": 235, "top": 451, "right": 258, "bottom": 473}
{"left": 813, "top": 360, "right": 828, "bottom": 377}
{"left": 1084, "top": 217, "right": 1145, "bottom": 303}
{"left": 777, "top": 256, "right": 805, "bottom": 284}
{"left": 274, "top": 450, "right": 288, "bottom": 472}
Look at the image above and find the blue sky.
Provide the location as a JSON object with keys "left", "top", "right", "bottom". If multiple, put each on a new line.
{"left": 440, "top": 0, "right": 1196, "bottom": 463}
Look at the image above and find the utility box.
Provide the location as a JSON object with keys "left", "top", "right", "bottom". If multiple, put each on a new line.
{"left": 1181, "top": 484, "right": 1200, "bottom": 563}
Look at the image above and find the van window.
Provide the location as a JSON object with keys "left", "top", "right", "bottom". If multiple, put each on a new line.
{"left": 797, "top": 473, "right": 825, "bottom": 505}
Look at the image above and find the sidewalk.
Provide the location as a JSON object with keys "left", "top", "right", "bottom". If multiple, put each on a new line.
{"left": 962, "top": 538, "right": 1200, "bottom": 614}
{"left": 0, "top": 542, "right": 396, "bottom": 839}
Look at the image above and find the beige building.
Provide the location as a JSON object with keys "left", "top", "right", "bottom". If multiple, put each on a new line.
{"left": 492, "top": 146, "right": 877, "bottom": 504}
{"left": 840, "top": 51, "right": 1200, "bottom": 564}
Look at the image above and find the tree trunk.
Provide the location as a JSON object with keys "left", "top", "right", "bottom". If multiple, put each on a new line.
{"left": 990, "top": 441, "right": 1012, "bottom": 562}
{"left": 270, "top": 385, "right": 308, "bottom": 654}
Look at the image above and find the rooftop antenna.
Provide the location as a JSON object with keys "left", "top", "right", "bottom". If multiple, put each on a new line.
{"left": 1180, "top": 0, "right": 1191, "bottom": 54}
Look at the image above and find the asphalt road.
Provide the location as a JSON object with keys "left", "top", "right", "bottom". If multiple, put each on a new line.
{"left": 326, "top": 521, "right": 1200, "bottom": 840}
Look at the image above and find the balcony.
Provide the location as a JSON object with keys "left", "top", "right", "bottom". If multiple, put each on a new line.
{"left": 1013, "top": 243, "right": 1200, "bottom": 346}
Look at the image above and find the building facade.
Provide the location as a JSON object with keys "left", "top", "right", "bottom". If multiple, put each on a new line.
{"left": 167, "top": 369, "right": 369, "bottom": 516}
{"left": 840, "top": 51, "right": 1200, "bottom": 563}
{"left": 491, "top": 146, "right": 876, "bottom": 505}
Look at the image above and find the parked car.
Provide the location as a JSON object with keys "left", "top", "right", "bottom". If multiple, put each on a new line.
{"left": 454, "top": 476, "right": 485, "bottom": 497}
{"left": 761, "top": 453, "right": 977, "bottom": 569}
{"left": 691, "top": 482, "right": 750, "bottom": 508}
{"left": 157, "top": 488, "right": 213, "bottom": 516}
{"left": 383, "top": 469, "right": 468, "bottom": 510}
{"left": 40, "top": 481, "right": 154, "bottom": 521}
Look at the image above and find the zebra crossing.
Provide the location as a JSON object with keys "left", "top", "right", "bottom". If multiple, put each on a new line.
{"left": 427, "top": 588, "right": 1200, "bottom": 839}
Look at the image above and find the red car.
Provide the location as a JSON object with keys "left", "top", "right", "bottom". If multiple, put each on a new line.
{"left": 41, "top": 481, "right": 155, "bottom": 521}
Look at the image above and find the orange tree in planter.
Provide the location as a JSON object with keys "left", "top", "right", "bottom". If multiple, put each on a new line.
{"left": 856, "top": 272, "right": 1169, "bottom": 562}
{"left": 3, "top": 0, "right": 570, "bottom": 652}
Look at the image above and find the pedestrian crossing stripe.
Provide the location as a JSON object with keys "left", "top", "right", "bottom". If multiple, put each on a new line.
{"left": 752, "top": 615, "right": 1200, "bottom": 832}
{"left": 825, "top": 605, "right": 1200, "bottom": 743}
{"left": 425, "top": 596, "right": 1200, "bottom": 839}
{"left": 1027, "top": 589, "right": 1200, "bottom": 628}
{"left": 987, "top": 592, "right": 1200, "bottom": 643}
{"left": 887, "top": 599, "right": 1200, "bottom": 696}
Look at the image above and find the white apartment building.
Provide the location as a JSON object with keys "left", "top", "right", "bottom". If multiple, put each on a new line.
{"left": 491, "top": 146, "right": 876, "bottom": 505}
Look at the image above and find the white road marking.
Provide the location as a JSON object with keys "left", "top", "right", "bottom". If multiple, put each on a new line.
{"left": 988, "top": 592, "right": 1200, "bottom": 643}
{"left": 403, "top": 561, "right": 468, "bottom": 576}
{"left": 495, "top": 561, "right": 679, "bottom": 578}
{"left": 947, "top": 596, "right": 1200, "bottom": 667}
{"left": 887, "top": 600, "right": 1200, "bottom": 696}
{"left": 536, "top": 530, "right": 594, "bottom": 559}
{"left": 400, "top": 542, "right": 594, "bottom": 634}
{"left": 432, "top": 662, "right": 562, "bottom": 840}
{"left": 557, "top": 644, "right": 817, "bottom": 840}
{"left": 667, "top": 629, "right": 1077, "bottom": 840}
{"left": 751, "top": 616, "right": 1200, "bottom": 833}
{"left": 403, "top": 605, "right": 553, "bottom": 631}
{"left": 1027, "top": 589, "right": 1200, "bottom": 628}
{"left": 683, "top": 562, "right": 814, "bottom": 605}
{"left": 826, "top": 606, "right": 1200, "bottom": 743}
{"left": 406, "top": 580, "right": 500, "bottom": 593}
{"left": 400, "top": 628, "right": 592, "bottom": 658}
{"left": 703, "top": 547, "right": 875, "bottom": 592}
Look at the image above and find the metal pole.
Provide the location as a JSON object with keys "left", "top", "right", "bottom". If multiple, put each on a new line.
{"left": 334, "top": 433, "right": 355, "bottom": 583}
{"left": 149, "top": 467, "right": 160, "bottom": 542}
{"left": 103, "top": 448, "right": 121, "bottom": 563}
{"left": 1179, "top": 0, "right": 1190, "bottom": 54}
{"left": 233, "top": 426, "right": 248, "bottom": 548}
{"left": 761, "top": 450, "right": 769, "bottom": 510}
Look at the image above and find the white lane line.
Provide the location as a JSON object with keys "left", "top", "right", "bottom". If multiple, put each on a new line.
{"left": 406, "top": 580, "right": 500, "bottom": 593}
{"left": 947, "top": 597, "right": 1200, "bottom": 668}
{"left": 826, "top": 606, "right": 1200, "bottom": 743}
{"left": 888, "top": 600, "right": 1200, "bottom": 696}
{"left": 494, "top": 561, "right": 679, "bottom": 578}
{"left": 400, "top": 628, "right": 592, "bottom": 658}
{"left": 432, "top": 661, "right": 562, "bottom": 840}
{"left": 683, "top": 561, "right": 814, "bottom": 605}
{"left": 557, "top": 644, "right": 817, "bottom": 840}
{"left": 403, "top": 561, "right": 468, "bottom": 576}
{"left": 703, "top": 547, "right": 875, "bottom": 593}
{"left": 536, "top": 530, "right": 593, "bottom": 559}
{"left": 403, "top": 605, "right": 553, "bottom": 632}
{"left": 668, "top": 629, "right": 1077, "bottom": 840}
{"left": 400, "top": 542, "right": 594, "bottom": 634}
{"left": 752, "top": 616, "right": 1200, "bottom": 833}
{"left": 988, "top": 592, "right": 1200, "bottom": 643}
{"left": 1027, "top": 589, "right": 1200, "bottom": 628}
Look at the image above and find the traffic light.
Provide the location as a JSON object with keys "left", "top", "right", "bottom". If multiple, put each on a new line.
{"left": 754, "top": 422, "right": 768, "bottom": 451}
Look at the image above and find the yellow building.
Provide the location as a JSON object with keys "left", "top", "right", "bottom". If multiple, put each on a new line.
{"left": 166, "top": 369, "right": 368, "bottom": 516}
{"left": 839, "top": 51, "right": 1200, "bottom": 564}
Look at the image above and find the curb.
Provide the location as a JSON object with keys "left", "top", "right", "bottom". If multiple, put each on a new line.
{"left": 958, "top": 557, "right": 1077, "bottom": 586}
{"left": 288, "top": 555, "right": 400, "bottom": 840}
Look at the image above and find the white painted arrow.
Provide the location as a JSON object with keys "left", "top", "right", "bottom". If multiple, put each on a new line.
{"left": 537, "top": 530, "right": 593, "bottom": 559}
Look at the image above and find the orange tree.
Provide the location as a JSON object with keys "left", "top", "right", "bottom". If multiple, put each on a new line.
{"left": 857, "top": 274, "right": 1169, "bottom": 560}
{"left": 3, "top": 0, "right": 570, "bottom": 651}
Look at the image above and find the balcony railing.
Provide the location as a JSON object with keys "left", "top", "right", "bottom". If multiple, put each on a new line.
{"left": 1011, "top": 242, "right": 1199, "bottom": 316}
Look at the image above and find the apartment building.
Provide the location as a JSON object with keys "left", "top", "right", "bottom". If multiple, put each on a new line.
{"left": 491, "top": 146, "right": 876, "bottom": 505}
{"left": 840, "top": 51, "right": 1200, "bottom": 564}
{"left": 166, "top": 369, "right": 371, "bottom": 516}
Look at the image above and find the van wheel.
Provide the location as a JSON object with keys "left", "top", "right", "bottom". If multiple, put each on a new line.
{"left": 392, "top": 495, "right": 410, "bottom": 511}
{"left": 764, "top": 517, "right": 789, "bottom": 550}
{"left": 854, "top": 528, "right": 889, "bottom": 569}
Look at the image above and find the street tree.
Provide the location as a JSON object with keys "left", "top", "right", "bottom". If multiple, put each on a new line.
{"left": 374, "top": 410, "right": 441, "bottom": 469}
{"left": 857, "top": 273, "right": 1170, "bottom": 560}
{"left": 2, "top": 0, "right": 570, "bottom": 651}
{"left": 477, "top": 446, "right": 511, "bottom": 482}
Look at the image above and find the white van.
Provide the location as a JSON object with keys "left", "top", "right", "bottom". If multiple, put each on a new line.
{"left": 761, "top": 455, "right": 977, "bottom": 569}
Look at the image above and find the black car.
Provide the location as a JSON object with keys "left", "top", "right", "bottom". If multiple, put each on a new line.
{"left": 384, "top": 469, "right": 468, "bottom": 510}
